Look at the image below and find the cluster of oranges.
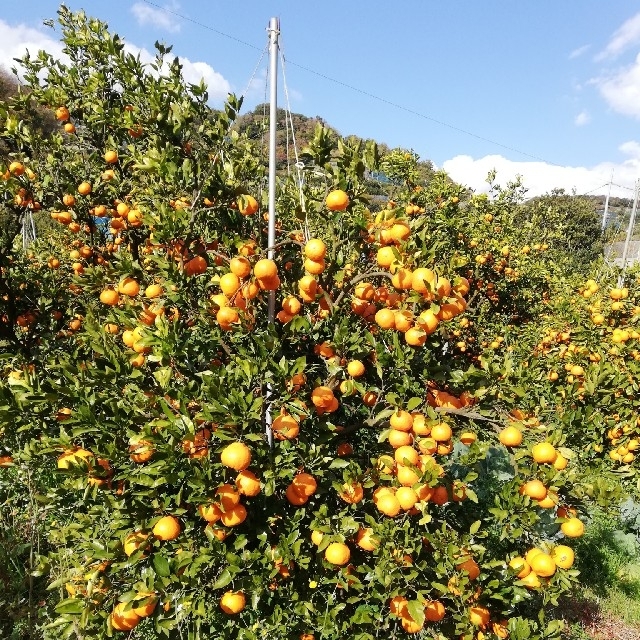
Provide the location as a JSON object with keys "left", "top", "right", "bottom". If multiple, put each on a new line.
{"left": 508, "top": 543, "right": 575, "bottom": 590}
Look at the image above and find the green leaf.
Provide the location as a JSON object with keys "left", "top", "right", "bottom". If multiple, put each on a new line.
{"left": 212, "top": 568, "right": 233, "bottom": 589}
{"left": 55, "top": 598, "right": 85, "bottom": 615}
{"left": 152, "top": 554, "right": 171, "bottom": 577}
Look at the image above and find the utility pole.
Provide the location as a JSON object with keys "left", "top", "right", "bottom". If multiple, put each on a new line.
{"left": 601, "top": 169, "right": 613, "bottom": 231}
{"left": 618, "top": 178, "right": 639, "bottom": 287}
{"left": 265, "top": 17, "right": 279, "bottom": 447}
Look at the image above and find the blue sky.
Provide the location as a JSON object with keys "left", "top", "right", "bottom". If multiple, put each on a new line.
{"left": 1, "top": 1, "right": 640, "bottom": 197}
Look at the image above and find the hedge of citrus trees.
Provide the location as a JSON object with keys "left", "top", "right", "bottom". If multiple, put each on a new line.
{"left": 0, "top": 7, "right": 635, "bottom": 640}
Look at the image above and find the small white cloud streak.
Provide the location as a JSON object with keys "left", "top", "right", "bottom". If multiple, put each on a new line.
{"left": 574, "top": 110, "right": 591, "bottom": 126}
{"left": 595, "top": 12, "right": 640, "bottom": 61}
{"left": 442, "top": 141, "right": 640, "bottom": 199}
{"left": 130, "top": 1, "right": 181, "bottom": 33}
{"left": 569, "top": 44, "right": 590, "bottom": 60}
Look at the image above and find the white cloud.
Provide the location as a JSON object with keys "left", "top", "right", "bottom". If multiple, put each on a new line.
{"left": 442, "top": 143, "right": 640, "bottom": 199}
{"left": 569, "top": 44, "right": 590, "bottom": 60}
{"left": 596, "top": 12, "right": 640, "bottom": 61}
{"left": 0, "top": 19, "right": 230, "bottom": 105}
{"left": 131, "top": 1, "right": 181, "bottom": 33}
{"left": 592, "top": 53, "right": 640, "bottom": 119}
{"left": 124, "top": 44, "right": 230, "bottom": 103}
{"left": 574, "top": 110, "right": 591, "bottom": 126}
{"left": 0, "top": 19, "right": 65, "bottom": 74}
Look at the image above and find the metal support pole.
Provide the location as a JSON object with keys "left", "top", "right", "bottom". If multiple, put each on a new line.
{"left": 267, "top": 17, "right": 279, "bottom": 317}
{"left": 265, "top": 17, "right": 279, "bottom": 447}
{"left": 618, "top": 179, "right": 639, "bottom": 287}
{"left": 601, "top": 169, "right": 613, "bottom": 231}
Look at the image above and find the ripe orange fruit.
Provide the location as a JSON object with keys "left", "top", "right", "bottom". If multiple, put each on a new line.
{"left": 520, "top": 571, "right": 541, "bottom": 589}
{"left": 459, "top": 432, "right": 477, "bottom": 445}
{"left": 304, "top": 257, "right": 326, "bottom": 275}
{"left": 390, "top": 410, "right": 413, "bottom": 432}
{"left": 395, "top": 486, "right": 418, "bottom": 510}
{"left": 355, "top": 527, "right": 378, "bottom": 551}
{"left": 391, "top": 268, "right": 413, "bottom": 290}
{"left": 521, "top": 479, "right": 547, "bottom": 500}
{"left": 532, "top": 442, "right": 558, "bottom": 464}
{"left": 390, "top": 595, "right": 408, "bottom": 616}
{"left": 286, "top": 484, "right": 308, "bottom": 505}
{"left": 111, "top": 603, "right": 141, "bottom": 631}
{"left": 425, "top": 600, "right": 445, "bottom": 622}
{"left": 216, "top": 484, "right": 241, "bottom": 510}
{"left": 77, "top": 181, "right": 92, "bottom": 196}
{"left": 552, "top": 545, "right": 575, "bottom": 569}
{"left": 237, "top": 195, "right": 259, "bottom": 215}
{"left": 305, "top": 238, "right": 327, "bottom": 261}
{"left": 553, "top": 453, "right": 568, "bottom": 470}
{"left": 430, "top": 422, "right": 452, "bottom": 442}
{"left": 336, "top": 442, "right": 353, "bottom": 456}
{"left": 325, "top": 189, "right": 349, "bottom": 211}
{"left": 346, "top": 360, "right": 365, "bottom": 378}
{"left": 469, "top": 606, "right": 490, "bottom": 628}
{"left": 291, "top": 472, "right": 317, "bottom": 497}
{"left": 530, "top": 552, "right": 556, "bottom": 577}
{"left": 104, "top": 150, "right": 118, "bottom": 164}
{"left": 198, "top": 503, "right": 222, "bottom": 523}
{"left": 220, "top": 591, "right": 246, "bottom": 614}
{"left": 525, "top": 547, "right": 543, "bottom": 565}
{"left": 456, "top": 556, "right": 480, "bottom": 580}
{"left": 405, "top": 327, "right": 427, "bottom": 346}
{"left": 388, "top": 429, "right": 413, "bottom": 448}
{"left": 376, "top": 493, "right": 401, "bottom": 517}
{"left": 219, "top": 272, "right": 241, "bottom": 296}
{"left": 123, "top": 531, "right": 149, "bottom": 557}
{"left": 311, "top": 386, "right": 335, "bottom": 408}
{"left": 324, "top": 542, "right": 351, "bottom": 565}
{"left": 561, "top": 518, "right": 585, "bottom": 538}
{"left": 230, "top": 256, "right": 251, "bottom": 278}
{"left": 132, "top": 593, "right": 158, "bottom": 618}
{"left": 311, "top": 530, "right": 324, "bottom": 546}
{"left": 431, "top": 486, "right": 449, "bottom": 505}
{"left": 400, "top": 615, "right": 423, "bottom": 634}
{"left": 152, "top": 515, "right": 181, "bottom": 541}
{"left": 145, "top": 284, "right": 163, "bottom": 299}
{"left": 377, "top": 246, "right": 398, "bottom": 269}
{"left": 394, "top": 445, "right": 420, "bottom": 466}
{"left": 396, "top": 463, "right": 420, "bottom": 487}
{"left": 220, "top": 504, "right": 247, "bottom": 526}
{"left": 100, "top": 289, "right": 120, "bottom": 306}
{"left": 411, "top": 268, "right": 436, "bottom": 294}
{"left": 235, "top": 470, "right": 261, "bottom": 497}
{"left": 220, "top": 442, "right": 251, "bottom": 471}
{"left": 129, "top": 439, "right": 154, "bottom": 463}
{"left": 499, "top": 425, "right": 523, "bottom": 447}
{"left": 118, "top": 277, "right": 140, "bottom": 297}
{"left": 254, "top": 258, "right": 278, "bottom": 280}
{"left": 375, "top": 308, "right": 396, "bottom": 329}
{"left": 184, "top": 255, "right": 208, "bottom": 276}
{"left": 216, "top": 306, "right": 239, "bottom": 330}
{"left": 508, "top": 556, "right": 530, "bottom": 578}
{"left": 55, "top": 105, "right": 70, "bottom": 121}
{"left": 338, "top": 481, "right": 364, "bottom": 504}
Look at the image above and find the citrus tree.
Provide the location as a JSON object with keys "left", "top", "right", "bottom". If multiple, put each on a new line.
{"left": 0, "top": 7, "right": 593, "bottom": 640}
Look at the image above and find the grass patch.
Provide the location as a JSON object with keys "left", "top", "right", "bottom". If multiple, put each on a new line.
{"left": 559, "top": 505, "right": 640, "bottom": 638}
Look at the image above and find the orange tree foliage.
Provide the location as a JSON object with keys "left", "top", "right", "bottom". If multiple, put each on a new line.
{"left": 1, "top": 7, "right": 625, "bottom": 640}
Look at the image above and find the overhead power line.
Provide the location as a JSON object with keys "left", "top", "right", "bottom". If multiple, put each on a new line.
{"left": 140, "top": 0, "right": 562, "bottom": 166}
